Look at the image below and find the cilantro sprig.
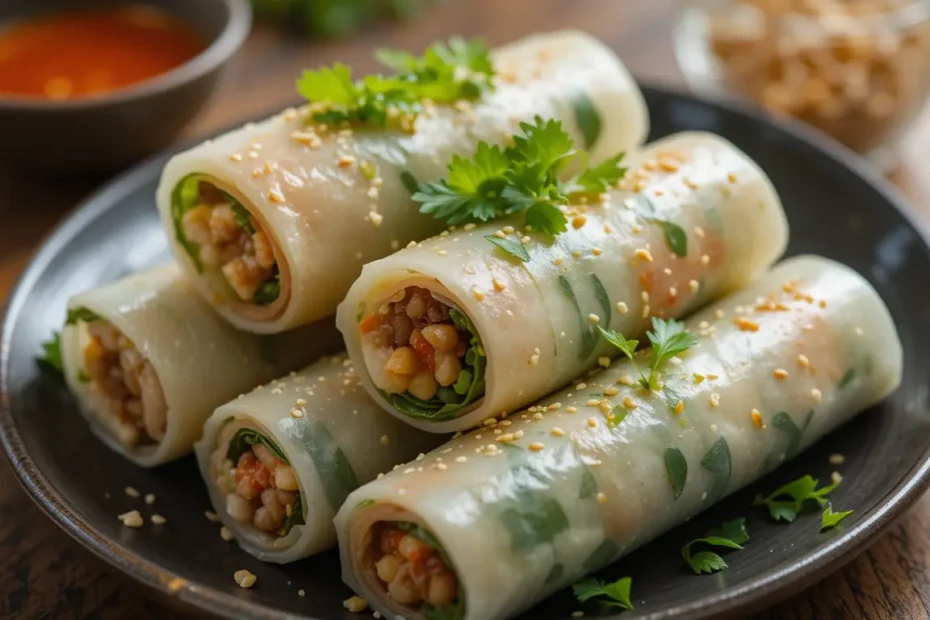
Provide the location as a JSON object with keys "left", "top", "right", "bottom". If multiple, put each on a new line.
{"left": 296, "top": 37, "right": 493, "bottom": 129}
{"left": 38, "top": 332, "right": 63, "bottom": 373}
{"left": 596, "top": 317, "right": 697, "bottom": 392}
{"left": 681, "top": 518, "right": 749, "bottom": 574}
{"left": 572, "top": 576, "right": 634, "bottom": 611}
{"left": 412, "top": 116, "right": 626, "bottom": 239}
{"left": 821, "top": 503, "right": 854, "bottom": 531}
{"left": 753, "top": 475, "right": 840, "bottom": 523}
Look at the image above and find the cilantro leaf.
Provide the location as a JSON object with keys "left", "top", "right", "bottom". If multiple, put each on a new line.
{"left": 564, "top": 153, "right": 627, "bottom": 195}
{"left": 655, "top": 220, "right": 688, "bottom": 257}
{"left": 753, "top": 475, "right": 840, "bottom": 523}
{"left": 681, "top": 518, "right": 749, "bottom": 574}
{"left": 231, "top": 202, "right": 254, "bottom": 234}
{"left": 485, "top": 236, "right": 530, "bottom": 262}
{"left": 448, "top": 143, "right": 509, "bottom": 193}
{"left": 66, "top": 307, "right": 101, "bottom": 325}
{"left": 595, "top": 326, "right": 638, "bottom": 359}
{"left": 508, "top": 118, "right": 576, "bottom": 171}
{"left": 642, "top": 317, "right": 697, "bottom": 390}
{"left": 821, "top": 503, "right": 854, "bottom": 531}
{"left": 525, "top": 202, "right": 568, "bottom": 237}
{"left": 296, "top": 62, "right": 359, "bottom": 106}
{"left": 572, "top": 576, "right": 634, "bottom": 610}
{"left": 38, "top": 331, "right": 63, "bottom": 373}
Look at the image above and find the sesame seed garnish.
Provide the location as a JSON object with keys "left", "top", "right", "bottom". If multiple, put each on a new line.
{"left": 586, "top": 399, "right": 601, "bottom": 407}
{"left": 455, "top": 456, "right": 467, "bottom": 463}
{"left": 623, "top": 396, "right": 637, "bottom": 409}
{"left": 269, "top": 189, "right": 286, "bottom": 203}
{"left": 604, "top": 386, "right": 619, "bottom": 396}
{"left": 529, "top": 442, "right": 545, "bottom": 451}
{"left": 220, "top": 526, "right": 234, "bottom": 541}
{"left": 694, "top": 226, "right": 705, "bottom": 239}
{"left": 228, "top": 153, "right": 243, "bottom": 162}
{"left": 616, "top": 301, "right": 629, "bottom": 314}
{"left": 473, "top": 287, "right": 485, "bottom": 301}
{"left": 289, "top": 408, "right": 304, "bottom": 418}
{"left": 533, "top": 412, "right": 544, "bottom": 421}
{"left": 598, "top": 400, "right": 612, "bottom": 415}
{"left": 669, "top": 286, "right": 678, "bottom": 298}
{"left": 565, "top": 406, "right": 578, "bottom": 413}
{"left": 811, "top": 388, "right": 822, "bottom": 403}
{"left": 635, "top": 249, "right": 653, "bottom": 262}
{"left": 829, "top": 454, "right": 845, "bottom": 465}
{"left": 548, "top": 402, "right": 562, "bottom": 411}
{"left": 367, "top": 211, "right": 383, "bottom": 227}
{"left": 520, "top": 235, "right": 531, "bottom": 245}
{"left": 701, "top": 254, "right": 710, "bottom": 266}
{"left": 773, "top": 369, "right": 788, "bottom": 380}
{"left": 576, "top": 382, "right": 587, "bottom": 390}
{"left": 125, "top": 486, "right": 140, "bottom": 498}
{"left": 572, "top": 215, "right": 587, "bottom": 228}
{"left": 818, "top": 300, "right": 827, "bottom": 309}
{"left": 205, "top": 510, "right": 219, "bottom": 522}
{"left": 592, "top": 492, "right": 607, "bottom": 505}
{"left": 798, "top": 354, "right": 810, "bottom": 368}
{"left": 709, "top": 393, "right": 720, "bottom": 408}
{"left": 337, "top": 155, "right": 356, "bottom": 168}
{"left": 751, "top": 409, "right": 764, "bottom": 428}
{"left": 380, "top": 435, "right": 390, "bottom": 445}
{"left": 641, "top": 291, "right": 650, "bottom": 303}
{"left": 693, "top": 373, "right": 705, "bottom": 384}
{"left": 588, "top": 313, "right": 600, "bottom": 324}
{"left": 145, "top": 493, "right": 155, "bottom": 505}
{"left": 529, "top": 351, "right": 540, "bottom": 366}
{"left": 151, "top": 514, "right": 167, "bottom": 525}
{"left": 592, "top": 247, "right": 603, "bottom": 256}
{"left": 234, "top": 570, "right": 257, "bottom": 589}
{"left": 118, "top": 510, "right": 144, "bottom": 528}
{"left": 631, "top": 224, "right": 643, "bottom": 234}
{"left": 728, "top": 173, "right": 738, "bottom": 184}
{"left": 707, "top": 373, "right": 719, "bottom": 380}
{"left": 598, "top": 357, "right": 610, "bottom": 368}
{"left": 587, "top": 417, "right": 598, "bottom": 428}
{"left": 831, "top": 471, "right": 843, "bottom": 484}
{"left": 641, "top": 304, "right": 651, "bottom": 319}
{"left": 714, "top": 309, "right": 725, "bottom": 319}
{"left": 492, "top": 277, "right": 506, "bottom": 292}
{"left": 734, "top": 317, "right": 760, "bottom": 332}
{"left": 551, "top": 427, "right": 565, "bottom": 437}
{"left": 618, "top": 375, "right": 635, "bottom": 386}
{"left": 673, "top": 400, "right": 685, "bottom": 414}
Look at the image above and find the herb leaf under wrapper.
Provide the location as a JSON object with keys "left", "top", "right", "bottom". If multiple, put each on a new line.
{"left": 701, "top": 437, "right": 732, "bottom": 501}
{"left": 558, "top": 275, "right": 597, "bottom": 360}
{"left": 485, "top": 235, "right": 530, "bottom": 262}
{"left": 771, "top": 411, "right": 803, "bottom": 459}
{"left": 569, "top": 91, "right": 602, "bottom": 149}
{"left": 665, "top": 447, "right": 688, "bottom": 500}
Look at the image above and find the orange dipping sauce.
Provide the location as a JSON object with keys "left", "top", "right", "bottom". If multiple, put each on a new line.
{"left": 0, "top": 6, "right": 206, "bottom": 101}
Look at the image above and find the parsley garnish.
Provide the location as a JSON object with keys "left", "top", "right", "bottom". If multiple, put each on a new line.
{"left": 681, "top": 518, "right": 749, "bottom": 574}
{"left": 412, "top": 116, "right": 626, "bottom": 238}
{"left": 596, "top": 317, "right": 697, "bottom": 391}
{"left": 296, "top": 37, "right": 493, "bottom": 128}
{"left": 38, "top": 331, "right": 63, "bottom": 373}
{"left": 753, "top": 475, "right": 840, "bottom": 523}
{"left": 572, "top": 576, "right": 634, "bottom": 611}
{"left": 66, "top": 306, "right": 101, "bottom": 325}
{"left": 485, "top": 236, "right": 530, "bottom": 262}
{"left": 821, "top": 503, "right": 854, "bottom": 530}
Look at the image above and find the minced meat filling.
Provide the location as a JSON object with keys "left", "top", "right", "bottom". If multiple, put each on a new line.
{"left": 371, "top": 523, "right": 458, "bottom": 608}
{"left": 223, "top": 442, "right": 300, "bottom": 534}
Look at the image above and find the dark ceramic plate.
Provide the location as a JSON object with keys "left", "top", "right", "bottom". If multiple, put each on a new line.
{"left": 3, "top": 85, "right": 930, "bottom": 620}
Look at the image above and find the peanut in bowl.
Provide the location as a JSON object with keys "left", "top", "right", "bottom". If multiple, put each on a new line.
{"left": 675, "top": 0, "right": 930, "bottom": 168}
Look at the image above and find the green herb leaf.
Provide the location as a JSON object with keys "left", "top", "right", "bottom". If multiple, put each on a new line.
{"left": 595, "top": 325, "right": 638, "bottom": 360}
{"left": 170, "top": 175, "right": 204, "bottom": 271}
{"left": 701, "top": 437, "right": 732, "bottom": 500}
{"left": 681, "top": 518, "right": 749, "bottom": 574}
{"left": 753, "top": 475, "right": 840, "bottom": 523}
{"left": 66, "top": 307, "right": 101, "bottom": 325}
{"left": 643, "top": 317, "right": 698, "bottom": 390}
{"left": 400, "top": 170, "right": 420, "bottom": 194}
{"left": 564, "top": 153, "right": 626, "bottom": 195}
{"left": 665, "top": 447, "right": 688, "bottom": 500}
{"left": 771, "top": 411, "right": 802, "bottom": 459}
{"left": 500, "top": 494, "right": 569, "bottom": 551}
{"left": 38, "top": 331, "right": 63, "bottom": 373}
{"left": 821, "top": 503, "right": 854, "bottom": 530}
{"left": 227, "top": 429, "right": 288, "bottom": 465}
{"left": 663, "top": 383, "right": 685, "bottom": 413}
{"left": 579, "top": 468, "right": 598, "bottom": 499}
{"left": 609, "top": 405, "right": 629, "bottom": 427}
{"left": 570, "top": 91, "right": 601, "bottom": 149}
{"left": 839, "top": 368, "right": 856, "bottom": 389}
{"left": 582, "top": 539, "right": 619, "bottom": 573}
{"left": 278, "top": 494, "right": 304, "bottom": 537}
{"left": 592, "top": 274, "right": 611, "bottom": 327}
{"left": 572, "top": 576, "right": 634, "bottom": 611}
{"left": 525, "top": 201, "right": 568, "bottom": 237}
{"left": 558, "top": 275, "right": 597, "bottom": 360}
{"left": 656, "top": 220, "right": 688, "bottom": 257}
{"left": 296, "top": 62, "right": 359, "bottom": 106}
{"left": 253, "top": 276, "right": 281, "bottom": 306}
{"left": 231, "top": 201, "right": 254, "bottom": 234}
{"left": 545, "top": 563, "right": 565, "bottom": 585}
{"left": 485, "top": 235, "right": 530, "bottom": 262}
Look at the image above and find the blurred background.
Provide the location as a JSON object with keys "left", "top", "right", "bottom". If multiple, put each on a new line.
{"left": 2, "top": 0, "right": 930, "bottom": 617}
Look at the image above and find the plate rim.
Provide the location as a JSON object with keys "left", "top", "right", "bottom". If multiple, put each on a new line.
{"left": 3, "top": 82, "right": 930, "bottom": 620}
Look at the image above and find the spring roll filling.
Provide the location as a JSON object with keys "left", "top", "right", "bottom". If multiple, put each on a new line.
{"left": 211, "top": 421, "right": 304, "bottom": 537}
{"left": 172, "top": 176, "right": 285, "bottom": 310}
{"left": 80, "top": 317, "right": 167, "bottom": 447}
{"left": 359, "top": 286, "right": 486, "bottom": 421}
{"left": 362, "top": 518, "right": 463, "bottom": 618}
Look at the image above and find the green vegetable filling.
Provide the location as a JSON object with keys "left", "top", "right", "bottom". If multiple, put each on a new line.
{"left": 391, "top": 522, "right": 465, "bottom": 620}
{"left": 380, "top": 307, "right": 486, "bottom": 421}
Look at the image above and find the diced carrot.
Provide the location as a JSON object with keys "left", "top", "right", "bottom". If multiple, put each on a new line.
{"left": 359, "top": 313, "right": 383, "bottom": 334}
{"left": 410, "top": 330, "right": 436, "bottom": 372}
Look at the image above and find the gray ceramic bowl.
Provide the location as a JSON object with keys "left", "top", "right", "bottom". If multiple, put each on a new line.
{"left": 0, "top": 0, "right": 252, "bottom": 173}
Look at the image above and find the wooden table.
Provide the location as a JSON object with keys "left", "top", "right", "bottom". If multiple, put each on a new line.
{"left": 2, "top": 1, "right": 930, "bottom": 618}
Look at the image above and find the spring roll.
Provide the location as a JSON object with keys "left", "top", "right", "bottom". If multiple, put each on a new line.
{"left": 335, "top": 255, "right": 902, "bottom": 620}
{"left": 156, "top": 30, "right": 648, "bottom": 334}
{"left": 60, "top": 264, "right": 340, "bottom": 466}
{"left": 336, "top": 131, "right": 789, "bottom": 433}
{"left": 195, "top": 355, "right": 445, "bottom": 562}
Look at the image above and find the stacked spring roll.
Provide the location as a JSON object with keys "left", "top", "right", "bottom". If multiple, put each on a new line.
{"left": 337, "top": 131, "right": 789, "bottom": 433}
{"left": 60, "top": 265, "right": 340, "bottom": 466}
{"left": 195, "top": 354, "right": 445, "bottom": 562}
{"left": 335, "top": 255, "right": 902, "bottom": 620}
{"left": 156, "top": 30, "right": 649, "bottom": 333}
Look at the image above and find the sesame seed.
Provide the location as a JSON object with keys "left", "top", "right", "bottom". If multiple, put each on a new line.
{"left": 576, "top": 383, "right": 587, "bottom": 390}
{"left": 641, "top": 291, "right": 650, "bottom": 303}
{"left": 631, "top": 224, "right": 643, "bottom": 234}
{"left": 151, "top": 514, "right": 167, "bottom": 525}
{"left": 623, "top": 396, "right": 637, "bottom": 409}
{"left": 598, "top": 400, "right": 612, "bottom": 415}
{"left": 669, "top": 286, "right": 678, "bottom": 298}
{"left": 565, "top": 406, "right": 578, "bottom": 413}
{"left": 604, "top": 386, "right": 619, "bottom": 396}
{"left": 592, "top": 247, "right": 603, "bottom": 256}
{"left": 596, "top": 492, "right": 608, "bottom": 504}
{"left": 709, "top": 393, "right": 720, "bottom": 408}
{"left": 551, "top": 427, "right": 565, "bottom": 437}
{"left": 694, "top": 226, "right": 705, "bottom": 239}
{"left": 674, "top": 400, "right": 685, "bottom": 414}
{"left": 635, "top": 249, "right": 653, "bottom": 262}
{"left": 338, "top": 155, "right": 356, "bottom": 168}
{"left": 144, "top": 494, "right": 155, "bottom": 505}
{"left": 598, "top": 357, "right": 611, "bottom": 368}
{"left": 124, "top": 486, "right": 140, "bottom": 498}
{"left": 829, "top": 454, "right": 845, "bottom": 465}
{"left": 380, "top": 435, "right": 390, "bottom": 445}
{"left": 473, "top": 287, "right": 485, "bottom": 301}
{"left": 234, "top": 570, "right": 257, "bottom": 589}
{"left": 714, "top": 309, "right": 725, "bottom": 319}
{"left": 437, "top": 250, "right": 447, "bottom": 256}
{"left": 455, "top": 456, "right": 467, "bottom": 463}
{"left": 588, "top": 313, "right": 601, "bottom": 324}
{"left": 529, "top": 352, "right": 540, "bottom": 366}
{"left": 572, "top": 215, "right": 587, "bottom": 228}
{"left": 228, "top": 153, "right": 243, "bottom": 162}
{"left": 529, "top": 442, "right": 545, "bottom": 451}
{"left": 693, "top": 373, "right": 705, "bottom": 384}
{"left": 728, "top": 173, "right": 738, "bottom": 184}
{"left": 751, "top": 409, "right": 764, "bottom": 428}
{"left": 773, "top": 369, "right": 788, "bottom": 380}
{"left": 831, "top": 471, "right": 843, "bottom": 484}
{"left": 701, "top": 254, "right": 710, "bottom": 266}
{"left": 617, "top": 375, "right": 634, "bottom": 386}
{"left": 269, "top": 189, "right": 286, "bottom": 203}
{"left": 811, "top": 388, "right": 822, "bottom": 403}
{"left": 118, "top": 510, "right": 144, "bottom": 528}
{"left": 220, "top": 526, "right": 234, "bottom": 541}
{"left": 573, "top": 612, "right": 585, "bottom": 619}
{"left": 368, "top": 211, "right": 383, "bottom": 226}
{"left": 734, "top": 317, "right": 760, "bottom": 332}
{"left": 798, "top": 354, "right": 810, "bottom": 368}
{"left": 707, "top": 373, "right": 719, "bottom": 380}
{"left": 205, "top": 511, "right": 219, "bottom": 522}
{"left": 289, "top": 408, "right": 304, "bottom": 418}
{"left": 586, "top": 399, "right": 601, "bottom": 407}
{"left": 616, "top": 301, "right": 629, "bottom": 314}
{"left": 819, "top": 300, "right": 827, "bottom": 308}
{"left": 298, "top": 589, "right": 306, "bottom": 597}
{"left": 520, "top": 236, "right": 531, "bottom": 245}
{"left": 641, "top": 304, "right": 651, "bottom": 319}
{"left": 587, "top": 417, "right": 598, "bottom": 428}
{"left": 492, "top": 277, "right": 506, "bottom": 292}
{"left": 247, "top": 151, "right": 259, "bottom": 159}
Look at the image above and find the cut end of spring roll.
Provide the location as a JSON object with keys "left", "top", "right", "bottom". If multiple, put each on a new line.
{"left": 60, "top": 265, "right": 337, "bottom": 467}
{"left": 157, "top": 30, "right": 649, "bottom": 334}
{"left": 336, "top": 255, "right": 902, "bottom": 620}
{"left": 195, "top": 355, "right": 444, "bottom": 563}
{"left": 338, "top": 131, "right": 789, "bottom": 433}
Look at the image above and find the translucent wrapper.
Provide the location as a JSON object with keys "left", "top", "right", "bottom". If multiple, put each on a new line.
{"left": 156, "top": 30, "right": 648, "bottom": 334}
{"left": 335, "top": 255, "right": 902, "bottom": 620}
{"left": 195, "top": 355, "right": 444, "bottom": 563}
{"left": 60, "top": 265, "right": 338, "bottom": 466}
{"left": 337, "top": 131, "right": 789, "bottom": 433}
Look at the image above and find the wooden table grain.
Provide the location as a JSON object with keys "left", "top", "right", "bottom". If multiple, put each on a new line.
{"left": 2, "top": 1, "right": 930, "bottom": 618}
